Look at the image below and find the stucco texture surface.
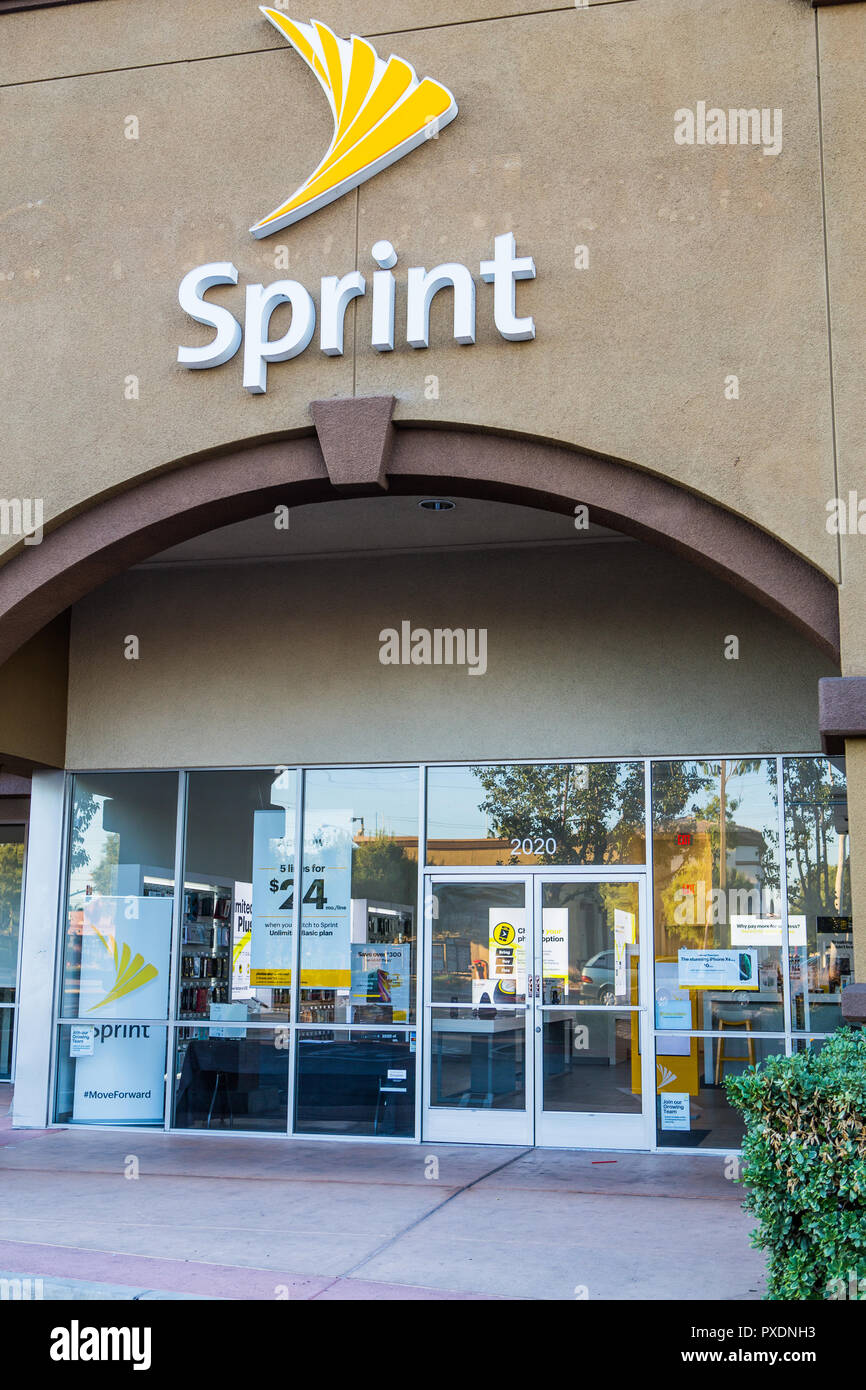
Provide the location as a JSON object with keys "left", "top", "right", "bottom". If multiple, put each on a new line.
{"left": 0, "top": 0, "right": 839, "bottom": 581}
{"left": 65, "top": 539, "right": 835, "bottom": 769}
{"left": 815, "top": 3, "right": 866, "bottom": 979}
{"left": 817, "top": 3, "right": 866, "bottom": 672}
{"left": 0, "top": 0, "right": 618, "bottom": 89}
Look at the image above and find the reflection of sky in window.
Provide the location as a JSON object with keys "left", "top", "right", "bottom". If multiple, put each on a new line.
{"left": 431, "top": 760, "right": 847, "bottom": 844}
{"left": 648, "top": 761, "right": 775, "bottom": 835}
{"left": 66, "top": 761, "right": 846, "bottom": 887}
{"left": 655, "top": 757, "right": 847, "bottom": 853}
{"left": 304, "top": 768, "right": 419, "bottom": 838}
{"left": 427, "top": 764, "right": 640, "bottom": 840}
{"left": 783, "top": 757, "right": 847, "bottom": 861}
{"left": 688, "top": 763, "right": 778, "bottom": 837}
{"left": 69, "top": 794, "right": 114, "bottom": 894}
{"left": 427, "top": 769, "right": 494, "bottom": 838}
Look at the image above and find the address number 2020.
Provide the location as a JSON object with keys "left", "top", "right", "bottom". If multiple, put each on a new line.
{"left": 511, "top": 836, "right": 557, "bottom": 856}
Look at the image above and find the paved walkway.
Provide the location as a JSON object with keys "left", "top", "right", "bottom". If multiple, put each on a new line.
{"left": 0, "top": 1088, "right": 766, "bottom": 1301}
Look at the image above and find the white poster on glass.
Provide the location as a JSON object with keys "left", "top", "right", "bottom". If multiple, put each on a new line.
{"left": 210, "top": 1002, "right": 247, "bottom": 1039}
{"left": 542, "top": 908, "right": 568, "bottom": 990}
{"left": 72, "top": 895, "right": 171, "bottom": 1124}
{"left": 350, "top": 944, "right": 410, "bottom": 1019}
{"left": 654, "top": 960, "right": 692, "bottom": 1036}
{"left": 730, "top": 916, "right": 807, "bottom": 947}
{"left": 69, "top": 1025, "right": 94, "bottom": 1057}
{"left": 488, "top": 907, "right": 527, "bottom": 998}
{"left": 77, "top": 895, "right": 170, "bottom": 1018}
{"left": 300, "top": 812, "right": 353, "bottom": 987}
{"left": 232, "top": 881, "right": 253, "bottom": 999}
{"left": 660, "top": 1093, "right": 690, "bottom": 1131}
{"left": 614, "top": 908, "right": 636, "bottom": 999}
{"left": 677, "top": 948, "right": 758, "bottom": 990}
{"left": 250, "top": 808, "right": 295, "bottom": 986}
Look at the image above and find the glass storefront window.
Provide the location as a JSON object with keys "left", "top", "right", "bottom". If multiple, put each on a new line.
{"left": 792, "top": 1036, "right": 831, "bottom": 1056}
{"left": 654, "top": 1034, "right": 785, "bottom": 1149}
{"left": 299, "top": 767, "right": 418, "bottom": 1025}
{"left": 428, "top": 881, "right": 527, "bottom": 1112}
{"left": 183, "top": 770, "right": 296, "bottom": 1023}
{"left": 172, "top": 1026, "right": 289, "bottom": 1132}
{"left": 426, "top": 762, "right": 646, "bottom": 866}
{"left": 55, "top": 1023, "right": 168, "bottom": 1126}
{"left": 543, "top": 1010, "right": 642, "bottom": 1114}
{"left": 652, "top": 759, "right": 783, "bottom": 1032}
{"left": 0, "top": 825, "right": 24, "bottom": 1005}
{"left": 0, "top": 1007, "right": 15, "bottom": 1082}
{"left": 61, "top": 773, "right": 178, "bottom": 1020}
{"left": 47, "top": 755, "right": 853, "bottom": 1146}
{"left": 429, "top": 1009, "right": 525, "bottom": 1111}
{"left": 541, "top": 881, "right": 639, "bottom": 1006}
{"left": 431, "top": 881, "right": 526, "bottom": 1005}
{"left": 295, "top": 1029, "right": 416, "bottom": 1136}
{"left": 783, "top": 757, "right": 853, "bottom": 1033}
{"left": 0, "top": 824, "right": 25, "bottom": 1081}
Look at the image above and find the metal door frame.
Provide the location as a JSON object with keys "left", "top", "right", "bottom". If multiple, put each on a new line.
{"left": 422, "top": 873, "right": 534, "bottom": 1145}
{"left": 421, "top": 868, "right": 652, "bottom": 1148}
{"left": 531, "top": 871, "right": 653, "bottom": 1150}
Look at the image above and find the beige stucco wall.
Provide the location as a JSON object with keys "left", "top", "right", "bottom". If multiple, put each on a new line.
{"left": 815, "top": 2, "right": 866, "bottom": 981}
{"left": 66, "top": 540, "right": 835, "bottom": 769}
{"left": 0, "top": 0, "right": 840, "bottom": 579}
{"left": 0, "top": 616, "right": 68, "bottom": 770}
{"left": 3, "top": 0, "right": 864, "bottom": 964}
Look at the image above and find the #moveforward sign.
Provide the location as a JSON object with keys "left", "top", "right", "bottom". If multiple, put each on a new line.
{"left": 73, "top": 895, "right": 171, "bottom": 1124}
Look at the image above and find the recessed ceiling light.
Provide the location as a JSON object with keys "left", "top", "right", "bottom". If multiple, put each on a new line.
{"left": 418, "top": 499, "right": 456, "bottom": 512}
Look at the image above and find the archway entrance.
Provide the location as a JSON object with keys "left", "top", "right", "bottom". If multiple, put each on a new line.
{"left": 0, "top": 406, "right": 840, "bottom": 689}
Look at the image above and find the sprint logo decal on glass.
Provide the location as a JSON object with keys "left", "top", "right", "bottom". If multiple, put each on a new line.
{"left": 251, "top": 9, "right": 458, "bottom": 235}
{"left": 88, "top": 928, "right": 159, "bottom": 1012}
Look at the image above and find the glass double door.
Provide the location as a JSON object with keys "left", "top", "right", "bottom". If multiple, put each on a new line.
{"left": 423, "top": 874, "right": 652, "bottom": 1148}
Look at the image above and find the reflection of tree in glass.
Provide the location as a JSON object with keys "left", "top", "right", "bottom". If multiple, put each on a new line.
{"left": 695, "top": 760, "right": 779, "bottom": 946}
{"left": 90, "top": 837, "right": 120, "bottom": 896}
{"left": 70, "top": 791, "right": 99, "bottom": 872}
{"left": 698, "top": 759, "right": 777, "bottom": 903}
{"left": 653, "top": 760, "right": 779, "bottom": 950}
{"left": 0, "top": 842, "right": 24, "bottom": 966}
{"left": 470, "top": 763, "right": 645, "bottom": 865}
{"left": 784, "top": 760, "right": 849, "bottom": 917}
{"left": 68, "top": 791, "right": 119, "bottom": 897}
{"left": 351, "top": 831, "right": 416, "bottom": 906}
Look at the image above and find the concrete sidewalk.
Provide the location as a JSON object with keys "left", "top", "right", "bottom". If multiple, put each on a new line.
{"left": 0, "top": 1093, "right": 766, "bottom": 1301}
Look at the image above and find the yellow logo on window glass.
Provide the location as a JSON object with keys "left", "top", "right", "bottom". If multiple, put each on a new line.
{"left": 87, "top": 929, "right": 159, "bottom": 1012}
{"left": 250, "top": 9, "right": 458, "bottom": 236}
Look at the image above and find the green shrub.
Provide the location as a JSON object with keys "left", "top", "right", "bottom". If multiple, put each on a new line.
{"left": 725, "top": 1028, "right": 866, "bottom": 1300}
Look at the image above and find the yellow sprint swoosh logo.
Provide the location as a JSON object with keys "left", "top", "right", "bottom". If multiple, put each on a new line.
{"left": 232, "top": 930, "right": 251, "bottom": 968}
{"left": 251, "top": 9, "right": 458, "bottom": 236}
{"left": 87, "top": 928, "right": 159, "bottom": 1011}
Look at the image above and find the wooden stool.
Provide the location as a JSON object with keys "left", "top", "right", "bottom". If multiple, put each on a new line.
{"left": 714, "top": 1017, "right": 755, "bottom": 1084}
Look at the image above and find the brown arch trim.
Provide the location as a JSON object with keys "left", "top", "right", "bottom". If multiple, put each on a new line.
{"left": 0, "top": 412, "right": 840, "bottom": 668}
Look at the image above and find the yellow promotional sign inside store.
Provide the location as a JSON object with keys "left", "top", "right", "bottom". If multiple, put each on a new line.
{"left": 655, "top": 1050, "right": 700, "bottom": 1096}
{"left": 628, "top": 1030, "right": 700, "bottom": 1097}
{"left": 251, "top": 9, "right": 458, "bottom": 236}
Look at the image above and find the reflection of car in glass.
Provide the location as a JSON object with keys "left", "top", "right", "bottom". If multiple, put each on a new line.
{"left": 579, "top": 950, "right": 616, "bottom": 1005}
{"left": 807, "top": 953, "right": 830, "bottom": 992}
{"left": 796, "top": 951, "right": 850, "bottom": 994}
